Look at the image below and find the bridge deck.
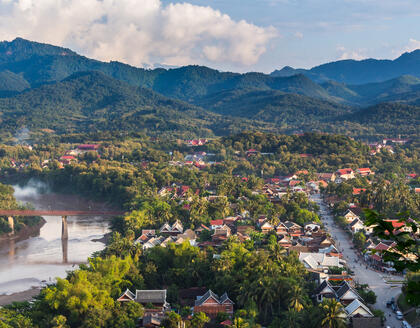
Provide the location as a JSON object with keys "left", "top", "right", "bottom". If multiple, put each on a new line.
{"left": 0, "top": 210, "right": 126, "bottom": 216}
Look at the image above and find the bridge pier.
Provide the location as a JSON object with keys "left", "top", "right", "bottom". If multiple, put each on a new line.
{"left": 62, "top": 237, "right": 68, "bottom": 264}
{"left": 61, "top": 216, "right": 68, "bottom": 240}
{"left": 7, "top": 216, "right": 14, "bottom": 236}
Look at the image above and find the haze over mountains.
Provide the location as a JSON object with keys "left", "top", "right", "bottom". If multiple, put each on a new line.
{"left": 0, "top": 38, "right": 419, "bottom": 138}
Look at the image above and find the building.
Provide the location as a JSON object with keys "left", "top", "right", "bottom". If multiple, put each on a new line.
{"left": 194, "top": 290, "right": 234, "bottom": 318}
{"left": 336, "top": 168, "right": 355, "bottom": 181}
{"left": 299, "top": 252, "right": 345, "bottom": 271}
{"left": 356, "top": 168, "right": 374, "bottom": 177}
{"left": 160, "top": 220, "right": 184, "bottom": 236}
{"left": 344, "top": 299, "right": 374, "bottom": 317}
{"left": 117, "top": 289, "right": 170, "bottom": 312}
{"left": 344, "top": 209, "right": 360, "bottom": 224}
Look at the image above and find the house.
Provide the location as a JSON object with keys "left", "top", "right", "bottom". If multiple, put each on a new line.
{"left": 344, "top": 299, "right": 374, "bottom": 317}
{"left": 236, "top": 225, "right": 254, "bottom": 235}
{"left": 349, "top": 219, "right": 365, "bottom": 234}
{"left": 317, "top": 172, "right": 336, "bottom": 182}
{"left": 314, "top": 280, "right": 361, "bottom": 306}
{"left": 336, "top": 281, "right": 362, "bottom": 305}
{"left": 336, "top": 168, "right": 355, "bottom": 181}
{"left": 314, "top": 280, "right": 337, "bottom": 302}
{"left": 260, "top": 221, "right": 274, "bottom": 233}
{"left": 194, "top": 290, "right": 234, "bottom": 318}
{"left": 305, "top": 223, "right": 321, "bottom": 233}
{"left": 344, "top": 209, "right": 360, "bottom": 224}
{"left": 278, "top": 235, "right": 293, "bottom": 248}
{"left": 59, "top": 155, "right": 77, "bottom": 165}
{"left": 356, "top": 168, "right": 374, "bottom": 176}
{"left": 195, "top": 224, "right": 210, "bottom": 235}
{"left": 210, "top": 220, "right": 224, "bottom": 230}
{"left": 118, "top": 289, "right": 170, "bottom": 312}
{"left": 160, "top": 220, "right": 184, "bottom": 236}
{"left": 352, "top": 188, "right": 367, "bottom": 196}
{"left": 276, "top": 222, "right": 288, "bottom": 235}
{"left": 284, "top": 221, "right": 303, "bottom": 236}
{"left": 212, "top": 225, "right": 232, "bottom": 243}
{"left": 299, "top": 252, "right": 345, "bottom": 271}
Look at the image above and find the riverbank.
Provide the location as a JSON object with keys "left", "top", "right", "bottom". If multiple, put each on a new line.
{"left": 0, "top": 287, "right": 41, "bottom": 306}
{"left": 0, "top": 218, "right": 46, "bottom": 246}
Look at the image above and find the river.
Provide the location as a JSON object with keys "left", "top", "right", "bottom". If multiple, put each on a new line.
{"left": 0, "top": 182, "right": 113, "bottom": 297}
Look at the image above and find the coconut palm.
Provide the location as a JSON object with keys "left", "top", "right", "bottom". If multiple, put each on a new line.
{"left": 321, "top": 299, "right": 346, "bottom": 328}
{"left": 288, "top": 284, "right": 305, "bottom": 312}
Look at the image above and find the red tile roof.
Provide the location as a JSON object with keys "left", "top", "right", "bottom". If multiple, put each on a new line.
{"left": 210, "top": 219, "right": 223, "bottom": 226}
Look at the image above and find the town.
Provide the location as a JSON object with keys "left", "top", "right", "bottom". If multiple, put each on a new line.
{"left": 0, "top": 131, "right": 418, "bottom": 328}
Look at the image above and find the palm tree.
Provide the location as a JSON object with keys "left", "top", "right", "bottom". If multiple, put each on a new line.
{"left": 231, "top": 317, "right": 250, "bottom": 328}
{"left": 288, "top": 284, "right": 305, "bottom": 312}
{"left": 321, "top": 299, "right": 346, "bottom": 328}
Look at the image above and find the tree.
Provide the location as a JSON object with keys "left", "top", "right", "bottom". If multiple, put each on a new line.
{"left": 161, "top": 311, "right": 182, "bottom": 328}
{"left": 364, "top": 209, "right": 419, "bottom": 273}
{"left": 352, "top": 231, "right": 366, "bottom": 250}
{"left": 288, "top": 284, "right": 305, "bottom": 312}
{"left": 189, "top": 312, "right": 210, "bottom": 328}
{"left": 320, "top": 299, "right": 346, "bottom": 328}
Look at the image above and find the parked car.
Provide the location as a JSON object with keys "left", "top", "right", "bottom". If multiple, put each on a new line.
{"left": 391, "top": 303, "right": 397, "bottom": 311}
{"left": 401, "top": 320, "right": 412, "bottom": 328}
{"left": 396, "top": 310, "right": 403, "bottom": 320}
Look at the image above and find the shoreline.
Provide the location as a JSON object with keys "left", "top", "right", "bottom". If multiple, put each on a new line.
{"left": 0, "top": 218, "right": 46, "bottom": 246}
{"left": 0, "top": 287, "right": 41, "bottom": 306}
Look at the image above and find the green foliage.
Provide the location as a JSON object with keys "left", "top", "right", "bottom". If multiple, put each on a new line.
{"left": 364, "top": 209, "right": 419, "bottom": 273}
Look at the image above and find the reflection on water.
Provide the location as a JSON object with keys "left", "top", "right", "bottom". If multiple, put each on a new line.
{"left": 0, "top": 187, "right": 112, "bottom": 295}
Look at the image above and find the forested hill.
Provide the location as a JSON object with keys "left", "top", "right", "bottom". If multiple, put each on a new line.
{"left": 195, "top": 89, "right": 349, "bottom": 125}
{"left": 0, "top": 38, "right": 419, "bottom": 139}
{"left": 271, "top": 50, "right": 420, "bottom": 84}
{"left": 0, "top": 71, "right": 275, "bottom": 137}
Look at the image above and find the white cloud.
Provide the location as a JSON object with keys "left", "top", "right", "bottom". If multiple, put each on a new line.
{"left": 294, "top": 31, "right": 303, "bottom": 39}
{"left": 0, "top": 0, "right": 277, "bottom": 68}
{"left": 403, "top": 38, "right": 420, "bottom": 53}
{"left": 336, "top": 46, "right": 366, "bottom": 60}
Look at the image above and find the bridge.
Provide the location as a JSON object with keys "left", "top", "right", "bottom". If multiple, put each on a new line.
{"left": 2, "top": 210, "right": 126, "bottom": 265}
{"left": 0, "top": 210, "right": 126, "bottom": 239}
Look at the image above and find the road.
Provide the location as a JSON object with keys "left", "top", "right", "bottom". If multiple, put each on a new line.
{"left": 311, "top": 193, "right": 403, "bottom": 328}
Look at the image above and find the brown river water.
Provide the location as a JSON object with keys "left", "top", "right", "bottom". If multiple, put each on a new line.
{"left": 0, "top": 182, "right": 113, "bottom": 295}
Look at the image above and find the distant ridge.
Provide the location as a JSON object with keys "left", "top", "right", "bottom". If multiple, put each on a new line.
{"left": 271, "top": 50, "right": 420, "bottom": 84}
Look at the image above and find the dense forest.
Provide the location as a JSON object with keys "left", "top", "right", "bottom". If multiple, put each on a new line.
{"left": 0, "top": 38, "right": 419, "bottom": 141}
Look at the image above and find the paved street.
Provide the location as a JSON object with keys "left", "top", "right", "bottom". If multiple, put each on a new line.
{"left": 311, "top": 194, "right": 403, "bottom": 328}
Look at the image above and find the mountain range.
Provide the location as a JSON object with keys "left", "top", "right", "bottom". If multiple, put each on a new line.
{"left": 0, "top": 38, "right": 419, "bottom": 139}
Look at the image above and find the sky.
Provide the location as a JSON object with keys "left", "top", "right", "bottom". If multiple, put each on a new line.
{"left": 0, "top": 0, "right": 420, "bottom": 73}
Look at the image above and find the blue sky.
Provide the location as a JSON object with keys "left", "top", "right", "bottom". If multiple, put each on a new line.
{"left": 161, "top": 0, "right": 420, "bottom": 71}
{"left": 1, "top": 0, "right": 420, "bottom": 72}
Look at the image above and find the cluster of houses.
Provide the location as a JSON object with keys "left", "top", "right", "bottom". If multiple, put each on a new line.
{"left": 186, "top": 139, "right": 208, "bottom": 147}
{"left": 59, "top": 144, "right": 100, "bottom": 166}
{"left": 313, "top": 279, "right": 378, "bottom": 325}
{"left": 367, "top": 138, "right": 410, "bottom": 156}
{"left": 169, "top": 151, "right": 220, "bottom": 170}
{"left": 340, "top": 206, "right": 418, "bottom": 273}
{"left": 117, "top": 287, "right": 233, "bottom": 327}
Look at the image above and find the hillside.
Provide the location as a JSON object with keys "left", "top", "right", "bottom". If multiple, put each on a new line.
{"left": 0, "top": 70, "right": 30, "bottom": 96}
{"left": 196, "top": 89, "right": 349, "bottom": 125}
{"left": 0, "top": 38, "right": 334, "bottom": 102}
{"left": 0, "top": 71, "right": 274, "bottom": 137}
{"left": 271, "top": 50, "right": 420, "bottom": 84}
{"left": 341, "top": 103, "right": 420, "bottom": 136}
